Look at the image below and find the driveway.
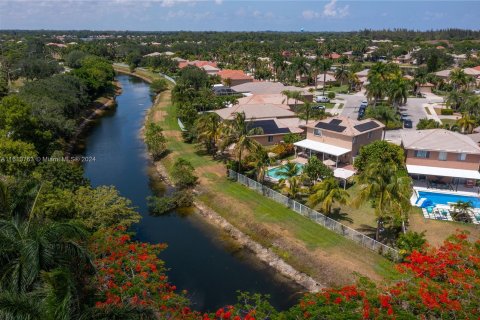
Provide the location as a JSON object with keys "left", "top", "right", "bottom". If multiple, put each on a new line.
{"left": 338, "top": 93, "right": 444, "bottom": 129}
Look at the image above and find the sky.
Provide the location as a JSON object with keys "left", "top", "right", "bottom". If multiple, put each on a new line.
{"left": 0, "top": 0, "right": 479, "bottom": 32}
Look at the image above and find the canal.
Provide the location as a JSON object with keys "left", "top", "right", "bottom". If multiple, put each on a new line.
{"left": 80, "top": 74, "right": 302, "bottom": 311}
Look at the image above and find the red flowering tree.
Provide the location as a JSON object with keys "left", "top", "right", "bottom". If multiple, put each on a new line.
{"left": 90, "top": 228, "right": 479, "bottom": 320}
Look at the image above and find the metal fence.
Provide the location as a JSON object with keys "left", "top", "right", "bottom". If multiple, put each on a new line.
{"left": 228, "top": 170, "right": 400, "bottom": 261}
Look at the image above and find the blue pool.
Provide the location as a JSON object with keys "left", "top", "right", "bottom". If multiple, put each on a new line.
{"left": 416, "top": 191, "right": 480, "bottom": 208}
{"left": 267, "top": 163, "right": 304, "bottom": 180}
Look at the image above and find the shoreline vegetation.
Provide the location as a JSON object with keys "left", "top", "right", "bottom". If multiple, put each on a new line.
{"left": 115, "top": 65, "right": 399, "bottom": 292}
{"left": 114, "top": 65, "right": 324, "bottom": 292}
{"left": 66, "top": 80, "right": 122, "bottom": 155}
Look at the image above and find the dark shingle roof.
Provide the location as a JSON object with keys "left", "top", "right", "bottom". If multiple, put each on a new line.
{"left": 354, "top": 121, "right": 380, "bottom": 132}
{"left": 248, "top": 119, "right": 291, "bottom": 135}
{"left": 315, "top": 119, "right": 346, "bottom": 132}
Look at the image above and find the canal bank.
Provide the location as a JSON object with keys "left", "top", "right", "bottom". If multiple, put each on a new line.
{"left": 79, "top": 73, "right": 304, "bottom": 312}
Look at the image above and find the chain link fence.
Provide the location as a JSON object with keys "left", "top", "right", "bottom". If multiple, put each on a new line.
{"left": 228, "top": 170, "right": 400, "bottom": 261}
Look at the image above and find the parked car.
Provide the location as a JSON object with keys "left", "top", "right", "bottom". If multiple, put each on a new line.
{"left": 357, "top": 109, "right": 365, "bottom": 120}
{"left": 473, "top": 89, "right": 480, "bottom": 95}
{"left": 316, "top": 96, "right": 330, "bottom": 103}
{"left": 312, "top": 104, "right": 326, "bottom": 111}
{"left": 400, "top": 113, "right": 408, "bottom": 121}
{"left": 403, "top": 119, "right": 413, "bottom": 128}
{"left": 360, "top": 100, "right": 368, "bottom": 107}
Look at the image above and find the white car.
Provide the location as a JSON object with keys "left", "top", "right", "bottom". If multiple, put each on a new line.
{"left": 473, "top": 89, "right": 480, "bottom": 95}
{"left": 316, "top": 96, "right": 330, "bottom": 103}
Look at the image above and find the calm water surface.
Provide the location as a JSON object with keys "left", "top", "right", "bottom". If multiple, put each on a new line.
{"left": 80, "top": 74, "right": 303, "bottom": 311}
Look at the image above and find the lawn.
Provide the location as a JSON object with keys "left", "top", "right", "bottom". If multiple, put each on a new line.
{"left": 326, "top": 84, "right": 349, "bottom": 93}
{"left": 441, "top": 118, "right": 457, "bottom": 126}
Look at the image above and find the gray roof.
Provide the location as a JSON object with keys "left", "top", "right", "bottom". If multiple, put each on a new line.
{"left": 402, "top": 129, "right": 480, "bottom": 154}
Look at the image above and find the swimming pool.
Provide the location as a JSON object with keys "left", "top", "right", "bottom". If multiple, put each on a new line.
{"left": 416, "top": 191, "right": 480, "bottom": 208}
{"left": 266, "top": 163, "right": 304, "bottom": 180}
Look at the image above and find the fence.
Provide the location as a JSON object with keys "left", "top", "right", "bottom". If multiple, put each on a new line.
{"left": 228, "top": 170, "right": 400, "bottom": 261}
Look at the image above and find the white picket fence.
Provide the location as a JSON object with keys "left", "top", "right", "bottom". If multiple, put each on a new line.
{"left": 228, "top": 170, "right": 400, "bottom": 261}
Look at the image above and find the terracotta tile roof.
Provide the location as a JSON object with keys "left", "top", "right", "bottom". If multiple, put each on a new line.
{"left": 474, "top": 66, "right": 480, "bottom": 71}
{"left": 218, "top": 69, "right": 253, "bottom": 80}
{"left": 178, "top": 60, "right": 218, "bottom": 69}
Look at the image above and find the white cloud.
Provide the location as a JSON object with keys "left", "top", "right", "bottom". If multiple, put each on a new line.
{"left": 302, "top": 10, "right": 320, "bottom": 20}
{"left": 160, "top": 0, "right": 196, "bottom": 7}
{"left": 214, "top": 0, "right": 223, "bottom": 4}
{"left": 322, "top": 0, "right": 349, "bottom": 18}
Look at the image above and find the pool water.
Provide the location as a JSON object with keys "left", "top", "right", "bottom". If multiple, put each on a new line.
{"left": 267, "top": 163, "right": 304, "bottom": 180}
{"left": 416, "top": 191, "right": 480, "bottom": 208}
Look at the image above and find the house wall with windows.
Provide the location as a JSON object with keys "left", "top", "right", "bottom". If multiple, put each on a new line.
{"left": 251, "top": 134, "right": 286, "bottom": 146}
{"left": 405, "top": 149, "right": 480, "bottom": 170}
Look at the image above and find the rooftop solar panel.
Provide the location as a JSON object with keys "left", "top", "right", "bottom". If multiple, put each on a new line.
{"left": 354, "top": 121, "right": 380, "bottom": 132}
{"left": 248, "top": 120, "right": 291, "bottom": 135}
{"left": 314, "top": 121, "right": 346, "bottom": 132}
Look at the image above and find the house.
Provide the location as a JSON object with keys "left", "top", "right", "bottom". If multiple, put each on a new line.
{"left": 396, "top": 53, "right": 413, "bottom": 64}
{"left": 231, "top": 82, "right": 313, "bottom": 101}
{"left": 416, "top": 82, "right": 435, "bottom": 94}
{"left": 434, "top": 69, "right": 451, "bottom": 80}
{"left": 201, "top": 64, "right": 220, "bottom": 75}
{"left": 316, "top": 73, "right": 337, "bottom": 87}
{"left": 401, "top": 129, "right": 480, "bottom": 188}
{"left": 214, "top": 103, "right": 296, "bottom": 121}
{"left": 247, "top": 118, "right": 304, "bottom": 146}
{"left": 294, "top": 116, "right": 384, "bottom": 166}
{"left": 218, "top": 69, "right": 254, "bottom": 86}
{"left": 178, "top": 60, "right": 218, "bottom": 69}
{"left": 342, "top": 51, "right": 354, "bottom": 60}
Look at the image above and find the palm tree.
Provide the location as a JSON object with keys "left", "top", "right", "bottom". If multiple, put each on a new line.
{"left": 297, "top": 101, "right": 315, "bottom": 124}
{"left": 354, "top": 161, "right": 412, "bottom": 239}
{"left": 463, "top": 95, "right": 480, "bottom": 117}
{"left": 449, "top": 68, "right": 470, "bottom": 91}
{"left": 368, "top": 105, "right": 398, "bottom": 139}
{"left": 0, "top": 218, "right": 91, "bottom": 293}
{"left": 307, "top": 178, "right": 349, "bottom": 214}
{"left": 319, "top": 58, "right": 333, "bottom": 96}
{"left": 445, "top": 90, "right": 465, "bottom": 111}
{"left": 277, "top": 161, "right": 301, "bottom": 180}
{"left": 278, "top": 176, "right": 306, "bottom": 200}
{"left": 246, "top": 148, "right": 270, "bottom": 182}
{"left": 194, "top": 112, "right": 222, "bottom": 154}
{"left": 335, "top": 66, "right": 349, "bottom": 87}
{"left": 365, "top": 81, "right": 384, "bottom": 107}
{"left": 456, "top": 113, "right": 476, "bottom": 134}
{"left": 387, "top": 78, "right": 410, "bottom": 108}
{"left": 451, "top": 201, "right": 473, "bottom": 223}
{"left": 347, "top": 72, "right": 360, "bottom": 92}
{"left": 221, "top": 112, "right": 262, "bottom": 172}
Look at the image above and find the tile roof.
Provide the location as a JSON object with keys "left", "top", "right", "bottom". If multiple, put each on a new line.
{"left": 237, "top": 94, "right": 303, "bottom": 106}
{"left": 401, "top": 129, "right": 480, "bottom": 154}
{"left": 214, "top": 104, "right": 296, "bottom": 120}
{"left": 218, "top": 69, "right": 253, "bottom": 81}
{"left": 231, "top": 82, "right": 309, "bottom": 95}
{"left": 307, "top": 116, "right": 384, "bottom": 136}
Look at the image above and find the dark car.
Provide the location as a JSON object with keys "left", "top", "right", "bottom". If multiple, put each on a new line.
{"left": 312, "top": 104, "right": 326, "bottom": 111}
{"left": 403, "top": 119, "right": 413, "bottom": 128}
{"left": 357, "top": 110, "right": 365, "bottom": 120}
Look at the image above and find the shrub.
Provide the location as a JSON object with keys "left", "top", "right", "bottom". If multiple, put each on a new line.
{"left": 147, "top": 196, "right": 176, "bottom": 215}
{"left": 173, "top": 189, "right": 194, "bottom": 207}
{"left": 145, "top": 122, "right": 167, "bottom": 160}
{"left": 303, "top": 156, "right": 333, "bottom": 182}
{"left": 441, "top": 108, "right": 454, "bottom": 115}
{"left": 171, "top": 158, "right": 198, "bottom": 189}
{"left": 327, "top": 92, "right": 336, "bottom": 99}
{"left": 150, "top": 78, "right": 169, "bottom": 94}
{"left": 283, "top": 133, "right": 303, "bottom": 144}
{"left": 271, "top": 142, "right": 294, "bottom": 158}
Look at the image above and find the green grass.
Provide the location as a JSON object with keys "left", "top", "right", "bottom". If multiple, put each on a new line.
{"left": 323, "top": 102, "right": 336, "bottom": 109}
{"left": 327, "top": 84, "right": 349, "bottom": 93}
{"left": 338, "top": 103, "right": 344, "bottom": 109}
{"left": 441, "top": 118, "right": 457, "bottom": 126}
{"left": 200, "top": 178, "right": 400, "bottom": 280}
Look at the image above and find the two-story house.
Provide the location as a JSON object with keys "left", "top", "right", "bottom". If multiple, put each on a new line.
{"left": 294, "top": 116, "right": 384, "bottom": 167}
{"left": 401, "top": 129, "right": 480, "bottom": 188}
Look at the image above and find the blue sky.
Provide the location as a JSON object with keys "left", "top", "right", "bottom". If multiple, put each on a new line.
{"left": 0, "top": 0, "right": 479, "bottom": 31}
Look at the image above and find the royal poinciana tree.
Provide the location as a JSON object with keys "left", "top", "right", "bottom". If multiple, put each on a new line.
{"left": 90, "top": 228, "right": 480, "bottom": 320}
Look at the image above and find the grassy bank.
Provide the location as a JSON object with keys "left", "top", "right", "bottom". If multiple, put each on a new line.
{"left": 146, "top": 86, "right": 402, "bottom": 286}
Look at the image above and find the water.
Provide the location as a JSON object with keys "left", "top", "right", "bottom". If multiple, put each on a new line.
{"left": 417, "top": 191, "right": 480, "bottom": 208}
{"left": 266, "top": 163, "right": 304, "bottom": 180}
{"left": 80, "top": 75, "right": 302, "bottom": 311}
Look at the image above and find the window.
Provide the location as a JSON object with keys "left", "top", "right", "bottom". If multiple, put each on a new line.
{"left": 438, "top": 152, "right": 447, "bottom": 161}
{"left": 314, "top": 129, "right": 322, "bottom": 136}
{"left": 267, "top": 136, "right": 274, "bottom": 142}
{"left": 368, "top": 131, "right": 373, "bottom": 139}
{"left": 414, "top": 150, "right": 430, "bottom": 158}
{"left": 458, "top": 153, "right": 467, "bottom": 161}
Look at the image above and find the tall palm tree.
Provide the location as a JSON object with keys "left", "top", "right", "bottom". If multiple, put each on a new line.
{"left": 347, "top": 72, "right": 360, "bottom": 92}
{"left": 449, "top": 68, "right": 470, "bottom": 91}
{"left": 278, "top": 176, "right": 306, "bottom": 200}
{"left": 463, "top": 95, "right": 480, "bottom": 117}
{"left": 335, "top": 66, "right": 349, "bottom": 87}
{"left": 194, "top": 112, "right": 222, "bottom": 154}
{"left": 445, "top": 90, "right": 466, "bottom": 111}
{"left": 387, "top": 78, "right": 410, "bottom": 108}
{"left": 319, "top": 58, "right": 333, "bottom": 96}
{"left": 456, "top": 113, "right": 476, "bottom": 134}
{"left": 368, "top": 105, "right": 398, "bottom": 139}
{"left": 221, "top": 112, "right": 262, "bottom": 172}
{"left": 0, "top": 219, "right": 91, "bottom": 293}
{"left": 307, "top": 178, "right": 349, "bottom": 214}
{"left": 246, "top": 148, "right": 270, "bottom": 182}
{"left": 354, "top": 161, "right": 412, "bottom": 238}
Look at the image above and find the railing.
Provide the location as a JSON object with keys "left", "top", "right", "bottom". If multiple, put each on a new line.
{"left": 228, "top": 170, "right": 400, "bottom": 261}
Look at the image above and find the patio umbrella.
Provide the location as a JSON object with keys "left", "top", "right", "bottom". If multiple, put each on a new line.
{"left": 323, "top": 159, "right": 336, "bottom": 166}
{"left": 267, "top": 152, "right": 277, "bottom": 158}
